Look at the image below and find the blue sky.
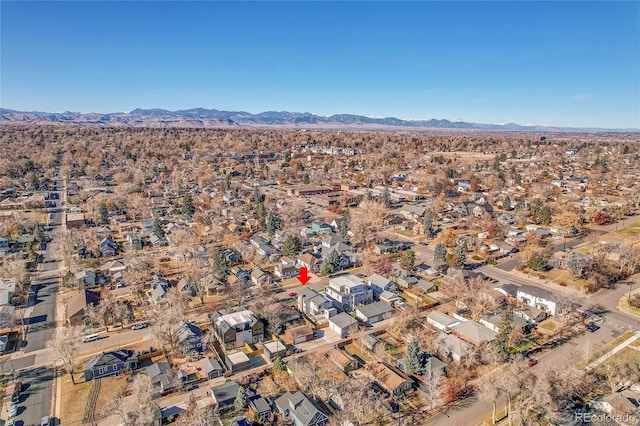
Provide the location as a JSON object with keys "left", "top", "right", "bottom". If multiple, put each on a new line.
{"left": 2, "top": 1, "right": 639, "bottom": 128}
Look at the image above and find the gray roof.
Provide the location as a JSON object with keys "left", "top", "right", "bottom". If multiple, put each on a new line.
{"left": 330, "top": 312, "right": 358, "bottom": 330}
{"left": 202, "top": 357, "right": 223, "bottom": 375}
{"left": 249, "top": 396, "right": 271, "bottom": 414}
{"left": 83, "top": 350, "right": 137, "bottom": 371}
{"left": 275, "top": 391, "right": 328, "bottom": 426}
{"left": 495, "top": 283, "right": 520, "bottom": 297}
{"left": 175, "top": 321, "right": 203, "bottom": 344}
{"left": 451, "top": 321, "right": 498, "bottom": 343}
{"left": 423, "top": 355, "right": 446, "bottom": 375}
{"left": 368, "top": 273, "right": 392, "bottom": 288}
{"left": 427, "top": 311, "right": 459, "bottom": 327}
{"left": 517, "top": 284, "right": 555, "bottom": 301}
{"left": 146, "top": 362, "right": 175, "bottom": 389}
{"left": 356, "top": 301, "right": 394, "bottom": 319}
{"left": 482, "top": 312, "right": 529, "bottom": 330}
{"left": 211, "top": 381, "right": 239, "bottom": 405}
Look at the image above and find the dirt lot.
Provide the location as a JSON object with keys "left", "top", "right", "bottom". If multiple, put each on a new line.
{"left": 60, "top": 376, "right": 91, "bottom": 425}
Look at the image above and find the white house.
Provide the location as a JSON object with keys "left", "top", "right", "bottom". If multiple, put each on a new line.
{"left": 516, "top": 285, "right": 557, "bottom": 315}
{"left": 427, "top": 311, "right": 460, "bottom": 332}
{"left": 325, "top": 274, "right": 373, "bottom": 311}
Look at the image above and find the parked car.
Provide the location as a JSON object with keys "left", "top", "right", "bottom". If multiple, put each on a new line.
{"left": 11, "top": 391, "right": 20, "bottom": 403}
{"left": 527, "top": 358, "right": 538, "bottom": 367}
{"left": 586, "top": 323, "right": 600, "bottom": 332}
{"left": 8, "top": 403, "right": 18, "bottom": 418}
{"left": 41, "top": 416, "right": 51, "bottom": 426}
{"left": 13, "top": 381, "right": 22, "bottom": 393}
{"left": 288, "top": 292, "right": 297, "bottom": 297}
{"left": 131, "top": 322, "right": 148, "bottom": 330}
{"left": 418, "top": 242, "right": 428, "bottom": 246}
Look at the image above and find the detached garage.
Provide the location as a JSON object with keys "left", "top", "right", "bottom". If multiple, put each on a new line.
{"left": 355, "top": 302, "right": 394, "bottom": 326}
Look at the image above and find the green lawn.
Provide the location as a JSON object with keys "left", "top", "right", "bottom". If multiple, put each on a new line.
{"left": 618, "top": 220, "right": 640, "bottom": 236}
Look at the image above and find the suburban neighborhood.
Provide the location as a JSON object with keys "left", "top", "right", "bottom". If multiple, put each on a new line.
{"left": 0, "top": 124, "right": 639, "bottom": 426}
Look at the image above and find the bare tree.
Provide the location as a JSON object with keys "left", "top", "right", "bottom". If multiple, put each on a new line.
{"left": 50, "top": 326, "right": 83, "bottom": 384}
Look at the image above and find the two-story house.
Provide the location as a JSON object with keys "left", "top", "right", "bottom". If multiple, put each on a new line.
{"left": 275, "top": 391, "right": 329, "bottom": 426}
{"left": 211, "top": 310, "right": 264, "bottom": 349}
{"left": 324, "top": 274, "right": 373, "bottom": 311}
{"left": 83, "top": 350, "right": 138, "bottom": 381}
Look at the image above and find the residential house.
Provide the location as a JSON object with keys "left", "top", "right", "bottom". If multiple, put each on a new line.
{"left": 211, "top": 309, "right": 264, "bottom": 349}
{"left": 250, "top": 235, "right": 277, "bottom": 256}
{"left": 516, "top": 285, "right": 557, "bottom": 315}
{"left": 275, "top": 262, "right": 299, "bottom": 279}
{"left": 201, "top": 357, "right": 225, "bottom": 380}
{"left": 325, "top": 274, "right": 373, "bottom": 311}
{"left": 365, "top": 362, "right": 413, "bottom": 396}
{"left": 328, "top": 312, "right": 358, "bottom": 338}
{"left": 99, "top": 237, "right": 117, "bottom": 257}
{"left": 590, "top": 389, "right": 640, "bottom": 419}
{"left": 147, "top": 362, "right": 177, "bottom": 396}
{"left": 326, "top": 348, "right": 358, "bottom": 374}
{"left": 248, "top": 397, "right": 272, "bottom": 424}
{"left": 149, "top": 234, "right": 168, "bottom": 247}
{"left": 83, "top": 350, "right": 138, "bottom": 381}
{"left": 0, "top": 305, "right": 15, "bottom": 328}
{"left": 311, "top": 221, "right": 333, "bottom": 234}
{"left": 374, "top": 240, "right": 409, "bottom": 256}
{"left": 212, "top": 381, "right": 244, "bottom": 410}
{"left": 297, "top": 253, "right": 319, "bottom": 272}
{"left": 250, "top": 268, "right": 269, "bottom": 286}
{"left": 368, "top": 274, "right": 395, "bottom": 296}
{"left": 436, "top": 332, "right": 473, "bottom": 363}
{"left": 175, "top": 321, "right": 204, "bottom": 354}
{"left": 480, "top": 312, "right": 532, "bottom": 334}
{"left": 426, "top": 311, "right": 460, "bottom": 332}
{"left": 515, "top": 306, "right": 548, "bottom": 323}
{"left": 151, "top": 280, "right": 170, "bottom": 305}
{"left": 66, "top": 289, "right": 100, "bottom": 326}
{"left": 297, "top": 287, "right": 332, "bottom": 317}
{"left": 275, "top": 391, "right": 329, "bottom": 426}
{"left": 0, "top": 278, "right": 16, "bottom": 300}
{"left": 355, "top": 301, "right": 394, "bottom": 326}
{"left": 450, "top": 321, "right": 498, "bottom": 346}
{"left": 75, "top": 268, "right": 96, "bottom": 287}
{"left": 126, "top": 233, "right": 143, "bottom": 250}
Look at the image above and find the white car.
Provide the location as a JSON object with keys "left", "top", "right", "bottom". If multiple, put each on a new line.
{"left": 131, "top": 322, "right": 148, "bottom": 330}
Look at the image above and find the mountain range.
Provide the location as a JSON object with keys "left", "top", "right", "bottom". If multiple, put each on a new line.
{"left": 0, "top": 107, "right": 637, "bottom": 132}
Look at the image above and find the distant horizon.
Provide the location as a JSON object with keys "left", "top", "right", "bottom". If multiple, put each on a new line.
{"left": 2, "top": 2, "right": 639, "bottom": 129}
{"left": 3, "top": 105, "right": 639, "bottom": 131}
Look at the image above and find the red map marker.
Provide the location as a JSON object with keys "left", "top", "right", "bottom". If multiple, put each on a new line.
{"left": 297, "top": 267, "right": 311, "bottom": 285}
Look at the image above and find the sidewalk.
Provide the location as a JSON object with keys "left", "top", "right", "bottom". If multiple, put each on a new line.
{"left": 585, "top": 330, "right": 640, "bottom": 371}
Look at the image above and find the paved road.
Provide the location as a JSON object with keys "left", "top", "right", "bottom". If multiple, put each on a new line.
{"left": 8, "top": 178, "right": 65, "bottom": 426}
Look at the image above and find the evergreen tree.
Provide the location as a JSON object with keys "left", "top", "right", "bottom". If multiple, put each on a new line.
{"left": 225, "top": 173, "right": 232, "bottom": 190}
{"left": 182, "top": 193, "right": 195, "bottom": 216}
{"left": 340, "top": 208, "right": 351, "bottom": 238}
{"left": 453, "top": 240, "right": 467, "bottom": 265}
{"left": 213, "top": 247, "right": 230, "bottom": 279}
{"left": 266, "top": 210, "right": 282, "bottom": 237}
{"left": 434, "top": 243, "right": 447, "bottom": 262}
{"left": 423, "top": 209, "right": 434, "bottom": 238}
{"left": 326, "top": 249, "right": 341, "bottom": 270}
{"left": 491, "top": 305, "right": 514, "bottom": 364}
{"left": 152, "top": 218, "right": 165, "bottom": 239}
{"left": 253, "top": 187, "right": 263, "bottom": 204}
{"left": 302, "top": 174, "right": 310, "bottom": 184}
{"left": 234, "top": 386, "right": 248, "bottom": 413}
{"left": 98, "top": 202, "right": 109, "bottom": 225}
{"left": 256, "top": 202, "right": 266, "bottom": 231}
{"left": 502, "top": 195, "right": 511, "bottom": 211}
{"left": 382, "top": 187, "right": 392, "bottom": 207}
{"left": 402, "top": 338, "right": 423, "bottom": 375}
{"left": 282, "top": 235, "right": 302, "bottom": 257}
{"left": 400, "top": 249, "right": 416, "bottom": 270}
{"left": 320, "top": 262, "right": 334, "bottom": 276}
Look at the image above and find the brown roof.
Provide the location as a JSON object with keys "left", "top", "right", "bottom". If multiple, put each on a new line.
{"left": 327, "top": 348, "right": 355, "bottom": 369}
{"left": 67, "top": 289, "right": 100, "bottom": 318}
{"left": 298, "top": 253, "right": 318, "bottom": 266}
{"left": 365, "top": 362, "right": 410, "bottom": 392}
{"left": 286, "top": 325, "right": 313, "bottom": 339}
